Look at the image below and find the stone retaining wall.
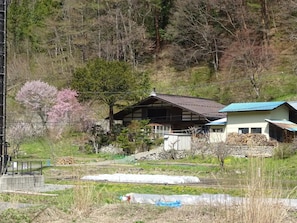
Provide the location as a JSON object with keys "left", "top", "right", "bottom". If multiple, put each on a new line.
{"left": 102, "top": 144, "right": 276, "bottom": 161}
{"left": 134, "top": 145, "right": 276, "bottom": 161}
{"left": 229, "top": 146, "right": 275, "bottom": 158}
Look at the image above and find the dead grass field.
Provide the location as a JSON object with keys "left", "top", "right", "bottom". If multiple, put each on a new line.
{"left": 31, "top": 203, "right": 297, "bottom": 223}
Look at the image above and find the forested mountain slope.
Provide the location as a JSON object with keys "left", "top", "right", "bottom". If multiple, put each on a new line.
{"left": 6, "top": 0, "right": 297, "bottom": 106}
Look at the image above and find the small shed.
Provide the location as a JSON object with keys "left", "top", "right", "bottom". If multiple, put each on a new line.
{"left": 164, "top": 133, "right": 191, "bottom": 151}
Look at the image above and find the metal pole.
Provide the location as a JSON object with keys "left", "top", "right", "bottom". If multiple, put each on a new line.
{"left": 0, "top": 0, "right": 8, "bottom": 175}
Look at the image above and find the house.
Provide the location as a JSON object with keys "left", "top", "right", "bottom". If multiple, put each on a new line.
{"left": 207, "top": 101, "right": 297, "bottom": 143}
{"left": 113, "top": 91, "right": 226, "bottom": 138}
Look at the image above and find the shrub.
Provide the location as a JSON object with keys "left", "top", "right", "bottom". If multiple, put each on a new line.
{"left": 116, "top": 120, "right": 153, "bottom": 155}
{"left": 273, "top": 142, "right": 297, "bottom": 159}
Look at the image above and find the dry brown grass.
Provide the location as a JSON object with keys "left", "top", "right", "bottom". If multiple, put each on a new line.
{"left": 234, "top": 158, "right": 290, "bottom": 223}
{"left": 72, "top": 182, "right": 96, "bottom": 217}
{"left": 31, "top": 203, "right": 297, "bottom": 223}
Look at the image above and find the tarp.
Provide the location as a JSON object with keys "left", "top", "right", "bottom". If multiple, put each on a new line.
{"left": 81, "top": 174, "right": 200, "bottom": 184}
{"left": 120, "top": 193, "right": 297, "bottom": 209}
{"left": 121, "top": 193, "right": 239, "bottom": 206}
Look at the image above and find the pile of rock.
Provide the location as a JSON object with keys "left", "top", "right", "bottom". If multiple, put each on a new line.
{"left": 134, "top": 146, "right": 188, "bottom": 161}
{"left": 100, "top": 145, "right": 124, "bottom": 154}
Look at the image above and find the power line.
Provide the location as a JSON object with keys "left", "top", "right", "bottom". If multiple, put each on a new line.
{"left": 67, "top": 70, "right": 288, "bottom": 95}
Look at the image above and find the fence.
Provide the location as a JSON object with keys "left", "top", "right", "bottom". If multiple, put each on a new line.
{"left": 6, "top": 160, "right": 43, "bottom": 176}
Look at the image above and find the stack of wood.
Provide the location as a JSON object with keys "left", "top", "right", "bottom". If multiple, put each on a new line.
{"left": 56, "top": 157, "right": 75, "bottom": 165}
{"left": 226, "top": 133, "right": 273, "bottom": 146}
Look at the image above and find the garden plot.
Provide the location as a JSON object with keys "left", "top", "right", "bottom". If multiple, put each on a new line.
{"left": 81, "top": 173, "right": 200, "bottom": 184}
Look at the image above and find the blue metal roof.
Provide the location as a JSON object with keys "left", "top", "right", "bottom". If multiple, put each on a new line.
{"left": 219, "top": 101, "right": 286, "bottom": 113}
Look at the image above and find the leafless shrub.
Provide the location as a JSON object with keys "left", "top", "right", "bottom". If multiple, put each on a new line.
{"left": 167, "top": 140, "right": 179, "bottom": 159}
{"left": 191, "top": 136, "right": 209, "bottom": 159}
{"left": 211, "top": 142, "right": 232, "bottom": 169}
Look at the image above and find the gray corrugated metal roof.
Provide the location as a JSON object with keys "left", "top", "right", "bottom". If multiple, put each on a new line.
{"left": 219, "top": 101, "right": 286, "bottom": 113}
{"left": 113, "top": 93, "right": 226, "bottom": 120}
{"left": 155, "top": 94, "right": 226, "bottom": 118}
{"left": 265, "top": 119, "right": 297, "bottom": 132}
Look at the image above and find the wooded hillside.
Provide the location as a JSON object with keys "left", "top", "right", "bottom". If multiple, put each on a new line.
{"left": 6, "top": 0, "right": 297, "bottom": 107}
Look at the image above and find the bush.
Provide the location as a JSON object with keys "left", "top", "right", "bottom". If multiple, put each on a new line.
{"left": 116, "top": 120, "right": 153, "bottom": 155}
{"left": 273, "top": 142, "right": 297, "bottom": 159}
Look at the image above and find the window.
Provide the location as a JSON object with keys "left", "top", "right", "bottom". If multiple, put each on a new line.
{"left": 212, "top": 128, "right": 223, "bottom": 133}
{"left": 251, "top": 128, "right": 262, "bottom": 134}
{"left": 147, "top": 109, "right": 167, "bottom": 121}
{"left": 238, "top": 128, "right": 249, "bottom": 134}
{"left": 151, "top": 124, "right": 171, "bottom": 138}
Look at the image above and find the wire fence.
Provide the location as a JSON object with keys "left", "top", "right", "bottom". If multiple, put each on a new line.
{"left": 6, "top": 160, "right": 43, "bottom": 176}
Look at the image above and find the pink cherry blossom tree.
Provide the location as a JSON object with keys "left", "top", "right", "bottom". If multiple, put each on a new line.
{"left": 47, "top": 89, "right": 92, "bottom": 137}
{"left": 48, "top": 89, "right": 82, "bottom": 123}
{"left": 16, "top": 80, "right": 58, "bottom": 129}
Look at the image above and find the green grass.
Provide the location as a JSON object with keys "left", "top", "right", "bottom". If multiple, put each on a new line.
{"left": 19, "top": 136, "right": 127, "bottom": 161}
{"left": 93, "top": 182, "right": 244, "bottom": 200}
{"left": 20, "top": 138, "right": 78, "bottom": 159}
{"left": 19, "top": 137, "right": 106, "bottom": 162}
{"left": 137, "top": 161, "right": 220, "bottom": 178}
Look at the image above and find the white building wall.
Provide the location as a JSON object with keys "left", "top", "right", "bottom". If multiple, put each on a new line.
{"left": 270, "top": 106, "right": 289, "bottom": 120}
{"left": 208, "top": 126, "right": 227, "bottom": 143}
{"left": 164, "top": 133, "right": 191, "bottom": 151}
{"left": 225, "top": 106, "right": 289, "bottom": 140}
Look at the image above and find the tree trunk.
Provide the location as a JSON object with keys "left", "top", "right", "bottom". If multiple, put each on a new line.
{"left": 250, "top": 73, "right": 260, "bottom": 98}
{"left": 116, "top": 7, "right": 120, "bottom": 61}
{"left": 260, "top": 0, "right": 270, "bottom": 46}
{"left": 109, "top": 104, "right": 114, "bottom": 134}
{"left": 93, "top": 138, "right": 99, "bottom": 154}
{"left": 154, "top": 7, "right": 161, "bottom": 53}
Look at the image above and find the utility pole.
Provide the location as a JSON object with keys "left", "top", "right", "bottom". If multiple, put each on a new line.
{"left": 0, "top": 0, "right": 9, "bottom": 175}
